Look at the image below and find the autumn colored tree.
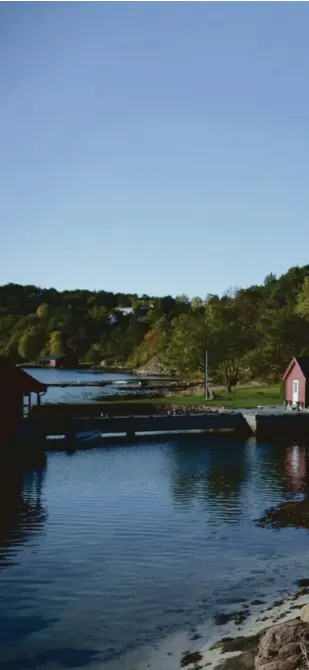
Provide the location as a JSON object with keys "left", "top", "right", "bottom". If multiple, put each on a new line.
{"left": 1, "top": 265, "right": 309, "bottom": 380}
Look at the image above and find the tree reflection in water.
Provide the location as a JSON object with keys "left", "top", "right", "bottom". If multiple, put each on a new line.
{"left": 168, "top": 439, "right": 309, "bottom": 522}
{"left": 0, "top": 463, "right": 47, "bottom": 567}
{"left": 168, "top": 438, "right": 247, "bottom": 522}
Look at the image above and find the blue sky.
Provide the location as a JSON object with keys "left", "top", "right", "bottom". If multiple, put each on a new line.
{"left": 1, "top": 2, "right": 309, "bottom": 298}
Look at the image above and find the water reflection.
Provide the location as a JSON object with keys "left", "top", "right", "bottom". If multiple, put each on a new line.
{"left": 254, "top": 443, "right": 309, "bottom": 497}
{"left": 2, "top": 440, "right": 309, "bottom": 670}
{"left": 0, "top": 465, "right": 47, "bottom": 567}
{"left": 168, "top": 439, "right": 247, "bottom": 521}
{"left": 284, "top": 445, "right": 307, "bottom": 494}
{"left": 168, "top": 439, "right": 309, "bottom": 521}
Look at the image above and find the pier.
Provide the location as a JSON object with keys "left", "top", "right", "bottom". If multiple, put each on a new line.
{"left": 35, "top": 411, "right": 250, "bottom": 443}
{"left": 45, "top": 378, "right": 177, "bottom": 388}
{"left": 46, "top": 381, "right": 146, "bottom": 390}
{"left": 23, "top": 404, "right": 309, "bottom": 450}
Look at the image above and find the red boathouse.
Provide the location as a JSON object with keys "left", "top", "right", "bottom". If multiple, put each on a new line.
{"left": 39, "top": 353, "right": 77, "bottom": 369}
{"left": 283, "top": 356, "right": 309, "bottom": 409}
{"left": 0, "top": 357, "right": 47, "bottom": 442}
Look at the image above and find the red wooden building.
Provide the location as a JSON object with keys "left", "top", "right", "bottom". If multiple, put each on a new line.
{"left": 283, "top": 357, "right": 309, "bottom": 409}
{"left": 39, "top": 353, "right": 77, "bottom": 369}
{"left": 0, "top": 357, "right": 47, "bottom": 442}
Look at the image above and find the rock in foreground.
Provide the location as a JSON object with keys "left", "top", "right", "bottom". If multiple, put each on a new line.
{"left": 214, "top": 620, "right": 309, "bottom": 670}
{"left": 255, "top": 619, "right": 309, "bottom": 669}
{"left": 300, "top": 604, "right": 309, "bottom": 623}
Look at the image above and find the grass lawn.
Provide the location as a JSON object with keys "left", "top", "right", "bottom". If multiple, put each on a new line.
{"left": 82, "top": 385, "right": 282, "bottom": 409}
{"left": 156, "top": 385, "right": 282, "bottom": 409}
{"left": 35, "top": 385, "right": 282, "bottom": 413}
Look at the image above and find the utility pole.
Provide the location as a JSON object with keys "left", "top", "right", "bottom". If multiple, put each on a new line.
{"left": 204, "top": 299, "right": 211, "bottom": 400}
{"left": 205, "top": 347, "right": 208, "bottom": 399}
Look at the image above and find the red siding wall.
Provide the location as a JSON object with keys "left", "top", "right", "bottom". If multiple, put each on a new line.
{"left": 285, "top": 361, "right": 306, "bottom": 406}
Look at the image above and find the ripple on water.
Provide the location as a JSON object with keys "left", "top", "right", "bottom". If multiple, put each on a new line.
{"left": 1, "top": 440, "right": 309, "bottom": 669}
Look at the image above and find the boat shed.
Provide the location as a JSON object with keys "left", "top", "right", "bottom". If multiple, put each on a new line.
{"left": 39, "top": 353, "right": 77, "bottom": 369}
{"left": 0, "top": 357, "right": 47, "bottom": 442}
{"left": 283, "top": 356, "right": 309, "bottom": 409}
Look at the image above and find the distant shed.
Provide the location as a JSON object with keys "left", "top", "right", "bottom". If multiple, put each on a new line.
{"left": 39, "top": 353, "right": 77, "bottom": 369}
{"left": 0, "top": 357, "right": 47, "bottom": 441}
{"left": 283, "top": 356, "right": 309, "bottom": 409}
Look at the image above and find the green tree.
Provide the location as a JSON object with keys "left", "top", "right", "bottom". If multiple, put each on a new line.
{"left": 48, "top": 330, "right": 64, "bottom": 354}
{"left": 84, "top": 343, "right": 103, "bottom": 364}
{"left": 1, "top": 266, "right": 309, "bottom": 380}
{"left": 264, "top": 273, "right": 277, "bottom": 285}
{"left": 88, "top": 306, "right": 108, "bottom": 322}
{"left": 36, "top": 303, "right": 50, "bottom": 320}
{"left": 191, "top": 297, "right": 203, "bottom": 310}
{"left": 18, "top": 327, "right": 45, "bottom": 361}
{"left": 295, "top": 276, "right": 309, "bottom": 320}
{"left": 175, "top": 294, "right": 190, "bottom": 304}
{"left": 210, "top": 296, "right": 255, "bottom": 392}
{"left": 162, "top": 313, "right": 205, "bottom": 375}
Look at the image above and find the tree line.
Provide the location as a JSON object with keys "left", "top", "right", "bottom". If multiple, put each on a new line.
{"left": 1, "top": 265, "right": 309, "bottom": 389}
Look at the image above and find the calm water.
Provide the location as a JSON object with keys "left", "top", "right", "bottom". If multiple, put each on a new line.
{"left": 1, "top": 439, "right": 309, "bottom": 668}
{"left": 25, "top": 367, "right": 138, "bottom": 404}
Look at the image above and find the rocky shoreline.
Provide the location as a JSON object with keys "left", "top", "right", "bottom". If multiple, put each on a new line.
{"left": 179, "top": 499, "right": 309, "bottom": 669}
{"left": 117, "top": 584, "right": 309, "bottom": 670}
{"left": 135, "top": 495, "right": 309, "bottom": 669}
{"left": 177, "top": 583, "right": 309, "bottom": 669}
{"left": 104, "top": 494, "right": 309, "bottom": 670}
{"left": 152, "top": 403, "right": 221, "bottom": 415}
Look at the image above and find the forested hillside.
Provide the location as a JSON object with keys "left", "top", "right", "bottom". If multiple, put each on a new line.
{"left": 1, "top": 265, "right": 309, "bottom": 387}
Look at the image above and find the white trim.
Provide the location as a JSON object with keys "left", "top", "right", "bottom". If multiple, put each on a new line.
{"left": 292, "top": 379, "right": 299, "bottom": 404}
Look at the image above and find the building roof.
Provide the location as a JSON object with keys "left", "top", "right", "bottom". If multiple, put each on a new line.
{"left": 0, "top": 357, "right": 47, "bottom": 393}
{"left": 296, "top": 357, "right": 309, "bottom": 379}
{"left": 283, "top": 356, "right": 309, "bottom": 380}
{"left": 39, "top": 354, "right": 67, "bottom": 361}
